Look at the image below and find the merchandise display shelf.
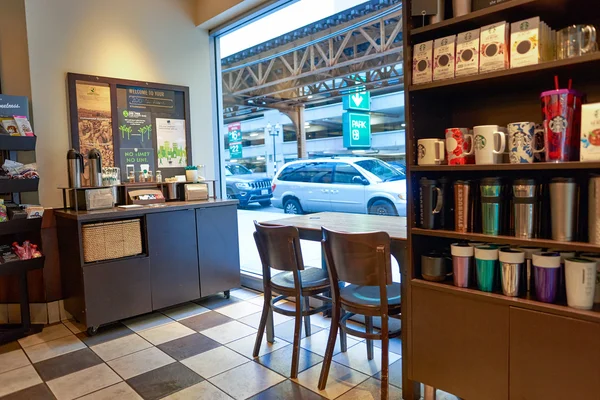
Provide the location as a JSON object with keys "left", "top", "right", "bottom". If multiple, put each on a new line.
{"left": 412, "top": 279, "right": 600, "bottom": 323}
{"left": 0, "top": 256, "right": 45, "bottom": 277}
{"left": 0, "top": 135, "right": 36, "bottom": 151}
{"left": 0, "top": 178, "right": 39, "bottom": 193}
{"left": 412, "top": 228, "right": 600, "bottom": 253}
{"left": 0, "top": 218, "right": 42, "bottom": 236}
{"left": 411, "top": 161, "right": 600, "bottom": 172}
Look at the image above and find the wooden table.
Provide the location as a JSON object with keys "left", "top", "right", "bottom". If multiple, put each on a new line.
{"left": 263, "top": 212, "right": 415, "bottom": 399}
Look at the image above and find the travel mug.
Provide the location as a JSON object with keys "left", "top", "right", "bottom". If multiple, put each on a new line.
{"left": 580, "top": 253, "right": 600, "bottom": 304}
{"left": 518, "top": 246, "right": 542, "bottom": 293}
{"left": 468, "top": 241, "right": 486, "bottom": 284}
{"left": 445, "top": 128, "right": 474, "bottom": 165}
{"left": 550, "top": 177, "right": 577, "bottom": 241}
{"left": 540, "top": 89, "right": 584, "bottom": 162}
{"left": 454, "top": 180, "right": 470, "bottom": 233}
{"left": 480, "top": 177, "right": 503, "bottom": 236}
{"left": 565, "top": 258, "right": 596, "bottom": 310}
{"left": 474, "top": 245, "right": 499, "bottom": 292}
{"left": 588, "top": 176, "right": 600, "bottom": 245}
{"left": 549, "top": 249, "right": 576, "bottom": 302}
{"left": 421, "top": 253, "right": 450, "bottom": 282}
{"left": 533, "top": 252, "right": 561, "bottom": 303}
{"left": 438, "top": 177, "right": 451, "bottom": 230}
{"left": 420, "top": 178, "right": 443, "bottom": 229}
{"left": 499, "top": 248, "right": 525, "bottom": 297}
{"left": 513, "top": 179, "right": 537, "bottom": 239}
{"left": 451, "top": 243, "right": 473, "bottom": 288}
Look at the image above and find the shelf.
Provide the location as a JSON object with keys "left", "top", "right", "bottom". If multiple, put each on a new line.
{"left": 0, "top": 256, "right": 45, "bottom": 277}
{"left": 0, "top": 218, "right": 42, "bottom": 236}
{"left": 0, "top": 179, "right": 39, "bottom": 193}
{"left": 0, "top": 135, "right": 36, "bottom": 151}
{"left": 412, "top": 279, "right": 600, "bottom": 323}
{"left": 411, "top": 161, "right": 600, "bottom": 172}
{"left": 411, "top": 228, "right": 600, "bottom": 252}
{"left": 410, "top": 0, "right": 578, "bottom": 40}
{"left": 409, "top": 53, "right": 600, "bottom": 93}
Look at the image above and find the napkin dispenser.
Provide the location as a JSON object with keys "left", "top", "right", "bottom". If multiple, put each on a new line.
{"left": 184, "top": 183, "right": 209, "bottom": 201}
{"left": 75, "top": 188, "right": 114, "bottom": 210}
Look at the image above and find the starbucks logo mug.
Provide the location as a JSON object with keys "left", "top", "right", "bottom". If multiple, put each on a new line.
{"left": 472, "top": 125, "right": 506, "bottom": 165}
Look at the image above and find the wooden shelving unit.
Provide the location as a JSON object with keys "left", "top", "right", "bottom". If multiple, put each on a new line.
{"left": 402, "top": 1, "right": 600, "bottom": 399}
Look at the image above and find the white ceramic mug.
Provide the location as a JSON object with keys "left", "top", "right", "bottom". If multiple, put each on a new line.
{"left": 473, "top": 125, "right": 507, "bottom": 165}
{"left": 417, "top": 139, "right": 445, "bottom": 165}
{"left": 565, "top": 258, "right": 597, "bottom": 310}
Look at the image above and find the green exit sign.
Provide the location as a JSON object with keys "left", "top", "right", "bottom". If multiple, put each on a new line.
{"left": 229, "top": 142, "right": 243, "bottom": 159}
{"left": 343, "top": 112, "right": 371, "bottom": 148}
{"left": 343, "top": 91, "right": 370, "bottom": 111}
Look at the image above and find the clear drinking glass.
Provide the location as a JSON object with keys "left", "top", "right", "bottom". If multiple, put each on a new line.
{"left": 557, "top": 25, "right": 597, "bottom": 59}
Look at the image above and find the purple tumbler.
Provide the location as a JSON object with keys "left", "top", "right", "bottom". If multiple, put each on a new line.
{"left": 451, "top": 243, "right": 473, "bottom": 288}
{"left": 532, "top": 252, "right": 561, "bottom": 303}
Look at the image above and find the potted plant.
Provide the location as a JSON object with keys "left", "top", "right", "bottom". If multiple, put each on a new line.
{"left": 185, "top": 165, "right": 198, "bottom": 182}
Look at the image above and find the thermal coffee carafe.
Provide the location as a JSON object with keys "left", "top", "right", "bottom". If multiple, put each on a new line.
{"left": 454, "top": 180, "right": 470, "bottom": 233}
{"left": 88, "top": 149, "right": 103, "bottom": 187}
{"left": 67, "top": 149, "right": 84, "bottom": 188}
{"left": 513, "top": 179, "right": 537, "bottom": 239}
{"left": 480, "top": 177, "right": 503, "bottom": 235}
{"left": 420, "top": 178, "right": 444, "bottom": 229}
{"left": 550, "top": 177, "right": 577, "bottom": 241}
{"left": 589, "top": 176, "right": 600, "bottom": 245}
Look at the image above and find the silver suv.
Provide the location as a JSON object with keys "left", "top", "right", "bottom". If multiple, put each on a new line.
{"left": 271, "top": 157, "right": 407, "bottom": 216}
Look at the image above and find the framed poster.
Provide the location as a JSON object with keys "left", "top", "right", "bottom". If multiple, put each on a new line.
{"left": 67, "top": 73, "right": 192, "bottom": 180}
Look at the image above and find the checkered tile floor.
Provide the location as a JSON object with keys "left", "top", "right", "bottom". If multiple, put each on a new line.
{"left": 0, "top": 288, "right": 459, "bottom": 400}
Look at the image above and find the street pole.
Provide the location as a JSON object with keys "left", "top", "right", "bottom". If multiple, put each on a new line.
{"left": 268, "top": 123, "right": 280, "bottom": 176}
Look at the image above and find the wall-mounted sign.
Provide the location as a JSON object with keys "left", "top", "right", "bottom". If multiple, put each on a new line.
{"left": 120, "top": 148, "right": 156, "bottom": 181}
{"left": 228, "top": 123, "right": 243, "bottom": 159}
{"left": 75, "top": 82, "right": 114, "bottom": 167}
{"left": 156, "top": 118, "right": 186, "bottom": 168}
{"left": 118, "top": 109, "right": 153, "bottom": 149}
{"left": 343, "top": 112, "right": 371, "bottom": 148}
{"left": 343, "top": 91, "right": 371, "bottom": 112}
{"left": 127, "top": 87, "right": 175, "bottom": 111}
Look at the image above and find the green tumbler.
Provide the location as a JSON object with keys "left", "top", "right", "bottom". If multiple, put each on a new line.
{"left": 475, "top": 245, "right": 499, "bottom": 292}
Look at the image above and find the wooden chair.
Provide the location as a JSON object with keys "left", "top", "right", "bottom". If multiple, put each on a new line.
{"left": 319, "top": 227, "right": 401, "bottom": 400}
{"left": 253, "top": 221, "right": 333, "bottom": 378}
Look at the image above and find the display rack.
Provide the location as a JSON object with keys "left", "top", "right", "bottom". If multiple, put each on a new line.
{"left": 0, "top": 135, "right": 44, "bottom": 344}
{"left": 402, "top": 1, "right": 600, "bottom": 399}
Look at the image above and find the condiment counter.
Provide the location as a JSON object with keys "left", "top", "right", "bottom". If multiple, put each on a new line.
{"left": 55, "top": 199, "right": 240, "bottom": 335}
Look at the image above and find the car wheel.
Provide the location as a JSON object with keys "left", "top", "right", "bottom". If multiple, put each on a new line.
{"left": 259, "top": 200, "right": 272, "bottom": 207}
{"left": 369, "top": 200, "right": 396, "bottom": 216}
{"left": 284, "top": 198, "right": 303, "bottom": 214}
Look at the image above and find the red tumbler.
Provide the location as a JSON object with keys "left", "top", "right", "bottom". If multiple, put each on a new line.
{"left": 540, "top": 89, "right": 584, "bottom": 162}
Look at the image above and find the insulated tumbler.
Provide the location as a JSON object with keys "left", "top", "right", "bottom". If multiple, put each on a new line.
{"left": 550, "top": 177, "right": 577, "bottom": 242}
{"left": 549, "top": 249, "right": 576, "bottom": 302}
{"left": 533, "top": 252, "right": 562, "bottom": 303}
{"left": 451, "top": 243, "right": 473, "bottom": 288}
{"left": 564, "top": 258, "right": 597, "bottom": 310}
{"left": 420, "top": 178, "right": 444, "bottom": 229}
{"left": 499, "top": 248, "right": 525, "bottom": 297}
{"left": 480, "top": 178, "right": 503, "bottom": 236}
{"left": 589, "top": 176, "right": 600, "bottom": 245}
{"left": 513, "top": 179, "right": 537, "bottom": 239}
{"left": 474, "top": 245, "right": 499, "bottom": 292}
{"left": 454, "top": 180, "right": 470, "bottom": 233}
{"left": 580, "top": 252, "right": 600, "bottom": 304}
{"left": 518, "top": 246, "right": 542, "bottom": 293}
{"left": 540, "top": 89, "right": 583, "bottom": 162}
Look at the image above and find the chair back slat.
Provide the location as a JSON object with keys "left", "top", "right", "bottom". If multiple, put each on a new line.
{"left": 322, "top": 227, "right": 391, "bottom": 286}
{"left": 254, "top": 222, "right": 304, "bottom": 272}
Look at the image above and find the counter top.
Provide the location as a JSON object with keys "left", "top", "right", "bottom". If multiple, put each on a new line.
{"left": 54, "top": 199, "right": 238, "bottom": 222}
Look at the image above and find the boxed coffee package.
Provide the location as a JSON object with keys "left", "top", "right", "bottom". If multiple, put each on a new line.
{"left": 580, "top": 103, "right": 600, "bottom": 161}
{"left": 413, "top": 40, "right": 433, "bottom": 84}
{"left": 456, "top": 29, "right": 480, "bottom": 77}
{"left": 480, "top": 22, "right": 509, "bottom": 73}
{"left": 510, "top": 17, "right": 554, "bottom": 68}
{"left": 433, "top": 35, "right": 456, "bottom": 81}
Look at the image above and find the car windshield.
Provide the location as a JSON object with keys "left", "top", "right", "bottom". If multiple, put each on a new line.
{"left": 355, "top": 159, "right": 405, "bottom": 182}
{"left": 226, "top": 164, "right": 252, "bottom": 175}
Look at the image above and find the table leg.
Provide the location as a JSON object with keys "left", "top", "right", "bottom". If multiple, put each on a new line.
{"left": 391, "top": 241, "right": 421, "bottom": 400}
{"left": 424, "top": 386, "right": 436, "bottom": 400}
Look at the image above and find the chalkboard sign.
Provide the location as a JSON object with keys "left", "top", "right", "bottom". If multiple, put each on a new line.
{"left": 67, "top": 73, "right": 191, "bottom": 182}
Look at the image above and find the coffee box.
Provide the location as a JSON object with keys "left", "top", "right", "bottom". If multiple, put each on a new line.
{"left": 433, "top": 36, "right": 456, "bottom": 81}
{"left": 456, "top": 29, "right": 480, "bottom": 77}
{"left": 580, "top": 103, "right": 600, "bottom": 161}
{"left": 480, "top": 22, "right": 509, "bottom": 73}
{"left": 413, "top": 40, "right": 433, "bottom": 85}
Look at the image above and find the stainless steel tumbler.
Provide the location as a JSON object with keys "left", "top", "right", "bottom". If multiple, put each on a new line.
{"left": 499, "top": 249, "right": 525, "bottom": 297}
{"left": 513, "top": 179, "right": 537, "bottom": 239}
{"left": 481, "top": 177, "right": 503, "bottom": 236}
{"left": 420, "top": 178, "right": 444, "bottom": 229}
{"left": 454, "top": 180, "right": 470, "bottom": 233}
{"left": 451, "top": 243, "right": 473, "bottom": 287}
{"left": 474, "top": 245, "right": 499, "bottom": 292}
{"left": 589, "top": 176, "right": 600, "bottom": 245}
{"left": 550, "top": 177, "right": 577, "bottom": 241}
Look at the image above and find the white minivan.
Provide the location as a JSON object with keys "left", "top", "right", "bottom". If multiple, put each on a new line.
{"left": 271, "top": 157, "right": 407, "bottom": 216}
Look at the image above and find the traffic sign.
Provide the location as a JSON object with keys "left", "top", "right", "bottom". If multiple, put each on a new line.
{"left": 343, "top": 91, "right": 370, "bottom": 112}
{"left": 343, "top": 112, "right": 371, "bottom": 148}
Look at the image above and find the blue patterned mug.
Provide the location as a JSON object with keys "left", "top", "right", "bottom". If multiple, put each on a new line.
{"left": 507, "top": 122, "right": 545, "bottom": 163}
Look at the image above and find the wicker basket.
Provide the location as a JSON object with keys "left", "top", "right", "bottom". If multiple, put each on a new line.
{"left": 82, "top": 219, "right": 143, "bottom": 263}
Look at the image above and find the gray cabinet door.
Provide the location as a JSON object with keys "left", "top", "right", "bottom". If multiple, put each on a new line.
{"left": 147, "top": 210, "right": 200, "bottom": 309}
{"left": 196, "top": 205, "right": 240, "bottom": 297}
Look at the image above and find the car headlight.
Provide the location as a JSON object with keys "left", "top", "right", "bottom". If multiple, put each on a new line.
{"left": 398, "top": 193, "right": 407, "bottom": 201}
{"left": 235, "top": 182, "right": 252, "bottom": 190}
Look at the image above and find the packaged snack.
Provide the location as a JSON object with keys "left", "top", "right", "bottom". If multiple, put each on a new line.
{"left": 0, "top": 199, "right": 7, "bottom": 223}
{"left": 25, "top": 206, "right": 44, "bottom": 219}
